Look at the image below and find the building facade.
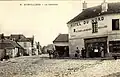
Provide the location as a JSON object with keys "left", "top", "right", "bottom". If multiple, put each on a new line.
{"left": 53, "top": 34, "right": 69, "bottom": 57}
{"left": 67, "top": 2, "right": 120, "bottom": 58}
{"left": 0, "top": 39, "right": 24, "bottom": 60}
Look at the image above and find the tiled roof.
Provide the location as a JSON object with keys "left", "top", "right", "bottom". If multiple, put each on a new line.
{"left": 67, "top": 2, "right": 120, "bottom": 24}
{"left": 26, "top": 37, "right": 34, "bottom": 42}
{"left": 10, "top": 34, "right": 31, "bottom": 42}
{"left": 53, "top": 34, "right": 68, "bottom": 42}
{"left": 0, "top": 39, "right": 22, "bottom": 49}
{"left": 10, "top": 34, "right": 26, "bottom": 41}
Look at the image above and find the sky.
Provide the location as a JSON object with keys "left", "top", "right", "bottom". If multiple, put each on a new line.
{"left": 0, "top": 0, "right": 120, "bottom": 46}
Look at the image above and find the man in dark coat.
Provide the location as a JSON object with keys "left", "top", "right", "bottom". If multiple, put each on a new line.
{"left": 81, "top": 48, "right": 86, "bottom": 58}
{"left": 75, "top": 47, "right": 80, "bottom": 58}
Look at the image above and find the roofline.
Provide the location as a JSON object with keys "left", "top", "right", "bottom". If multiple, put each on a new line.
{"left": 53, "top": 34, "right": 68, "bottom": 43}
{"left": 67, "top": 13, "right": 120, "bottom": 24}
{"left": 67, "top": 5, "right": 101, "bottom": 24}
{"left": 67, "top": 2, "right": 120, "bottom": 24}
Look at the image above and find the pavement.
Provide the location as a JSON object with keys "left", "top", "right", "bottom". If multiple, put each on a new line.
{"left": 0, "top": 54, "right": 119, "bottom": 77}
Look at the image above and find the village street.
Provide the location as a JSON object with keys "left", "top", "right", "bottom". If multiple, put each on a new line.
{"left": 0, "top": 54, "right": 120, "bottom": 77}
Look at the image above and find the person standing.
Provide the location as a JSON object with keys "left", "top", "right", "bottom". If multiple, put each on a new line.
{"left": 81, "top": 48, "right": 86, "bottom": 58}
{"left": 75, "top": 47, "right": 80, "bottom": 58}
{"left": 100, "top": 47, "right": 104, "bottom": 58}
{"left": 47, "top": 49, "right": 53, "bottom": 59}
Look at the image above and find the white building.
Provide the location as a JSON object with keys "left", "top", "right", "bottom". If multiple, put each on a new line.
{"left": 10, "top": 34, "right": 33, "bottom": 56}
{"left": 67, "top": 1, "right": 120, "bottom": 58}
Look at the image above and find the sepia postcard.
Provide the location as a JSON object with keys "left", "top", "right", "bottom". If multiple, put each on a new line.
{"left": 0, "top": 0, "right": 120, "bottom": 77}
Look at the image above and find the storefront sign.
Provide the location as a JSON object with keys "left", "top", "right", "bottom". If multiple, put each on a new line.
{"left": 84, "top": 37, "right": 107, "bottom": 43}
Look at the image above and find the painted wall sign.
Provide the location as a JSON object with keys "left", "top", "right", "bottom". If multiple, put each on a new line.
{"left": 74, "top": 28, "right": 92, "bottom": 32}
{"left": 74, "top": 25, "right": 107, "bottom": 32}
{"left": 71, "top": 16, "right": 104, "bottom": 27}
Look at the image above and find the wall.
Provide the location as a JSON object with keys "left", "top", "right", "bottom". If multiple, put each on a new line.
{"left": 54, "top": 42, "right": 68, "bottom": 46}
{"left": 69, "top": 39, "right": 84, "bottom": 58}
{"left": 0, "top": 49, "right": 5, "bottom": 60}
{"left": 6, "top": 48, "right": 18, "bottom": 58}
{"left": 68, "top": 14, "right": 120, "bottom": 57}
{"left": 6, "top": 49, "right": 12, "bottom": 58}
{"left": 18, "top": 42, "right": 32, "bottom": 56}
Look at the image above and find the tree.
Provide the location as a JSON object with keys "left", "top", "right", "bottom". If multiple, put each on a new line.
{"left": 41, "top": 46, "right": 47, "bottom": 54}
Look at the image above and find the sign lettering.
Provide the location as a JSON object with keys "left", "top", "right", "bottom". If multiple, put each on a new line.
{"left": 74, "top": 25, "right": 107, "bottom": 32}
{"left": 71, "top": 16, "right": 104, "bottom": 27}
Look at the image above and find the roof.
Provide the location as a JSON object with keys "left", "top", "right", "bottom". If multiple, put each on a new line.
{"left": 26, "top": 37, "right": 34, "bottom": 42}
{"left": 0, "top": 43, "right": 14, "bottom": 49}
{"left": 53, "top": 34, "right": 68, "bottom": 43}
{"left": 10, "top": 34, "right": 31, "bottom": 42}
{"left": 67, "top": 2, "right": 120, "bottom": 24}
{"left": 4, "top": 36, "right": 10, "bottom": 39}
{"left": 10, "top": 34, "right": 26, "bottom": 41}
{"left": 0, "top": 39, "right": 21, "bottom": 49}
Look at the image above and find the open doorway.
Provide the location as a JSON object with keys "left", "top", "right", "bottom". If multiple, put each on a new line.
{"left": 55, "top": 46, "right": 69, "bottom": 57}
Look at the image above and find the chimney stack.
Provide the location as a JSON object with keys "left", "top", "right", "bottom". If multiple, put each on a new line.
{"left": 82, "top": 1, "right": 87, "bottom": 11}
{"left": 101, "top": 0, "right": 108, "bottom": 12}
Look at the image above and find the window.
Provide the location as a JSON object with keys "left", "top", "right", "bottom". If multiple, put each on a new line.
{"left": 92, "top": 21, "right": 98, "bottom": 33}
{"left": 73, "top": 29, "right": 76, "bottom": 32}
{"left": 112, "top": 19, "right": 119, "bottom": 30}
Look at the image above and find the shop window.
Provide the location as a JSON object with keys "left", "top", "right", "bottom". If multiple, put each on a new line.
{"left": 92, "top": 22, "right": 98, "bottom": 33}
{"left": 109, "top": 41, "right": 120, "bottom": 53}
{"left": 112, "top": 19, "right": 119, "bottom": 30}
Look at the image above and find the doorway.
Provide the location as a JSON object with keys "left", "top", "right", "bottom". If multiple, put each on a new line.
{"left": 55, "top": 46, "right": 69, "bottom": 57}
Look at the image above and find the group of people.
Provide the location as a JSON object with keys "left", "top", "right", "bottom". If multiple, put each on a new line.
{"left": 75, "top": 46, "right": 104, "bottom": 58}
{"left": 75, "top": 47, "right": 86, "bottom": 58}
{"left": 47, "top": 47, "right": 69, "bottom": 59}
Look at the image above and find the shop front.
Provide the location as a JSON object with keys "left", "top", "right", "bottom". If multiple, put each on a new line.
{"left": 55, "top": 46, "right": 69, "bottom": 57}
{"left": 109, "top": 41, "right": 120, "bottom": 57}
{"left": 84, "top": 36, "right": 107, "bottom": 58}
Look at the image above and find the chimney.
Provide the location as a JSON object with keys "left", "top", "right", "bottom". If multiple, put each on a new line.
{"left": 1, "top": 33, "right": 4, "bottom": 39}
{"left": 101, "top": 0, "right": 108, "bottom": 12}
{"left": 82, "top": 1, "right": 87, "bottom": 11}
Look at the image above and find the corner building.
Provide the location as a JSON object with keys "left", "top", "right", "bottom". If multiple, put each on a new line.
{"left": 67, "top": 2, "right": 120, "bottom": 58}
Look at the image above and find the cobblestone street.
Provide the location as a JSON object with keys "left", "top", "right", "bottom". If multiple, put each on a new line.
{"left": 0, "top": 54, "right": 119, "bottom": 77}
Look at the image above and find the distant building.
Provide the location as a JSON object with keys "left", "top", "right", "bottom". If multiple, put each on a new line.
{"left": 10, "top": 34, "right": 34, "bottom": 56}
{"left": 0, "top": 34, "right": 35, "bottom": 56}
{"left": 67, "top": 1, "right": 120, "bottom": 58}
{"left": 0, "top": 39, "right": 24, "bottom": 60}
{"left": 53, "top": 34, "right": 69, "bottom": 57}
